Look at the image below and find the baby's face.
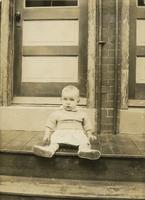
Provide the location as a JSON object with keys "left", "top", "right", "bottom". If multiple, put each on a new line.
{"left": 61, "top": 93, "right": 79, "bottom": 111}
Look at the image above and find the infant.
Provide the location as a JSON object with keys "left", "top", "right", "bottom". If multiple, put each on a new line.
{"left": 33, "top": 85, "right": 101, "bottom": 160}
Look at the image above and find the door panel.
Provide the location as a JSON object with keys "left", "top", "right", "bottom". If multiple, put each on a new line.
{"left": 14, "top": 0, "right": 88, "bottom": 97}
{"left": 23, "top": 20, "right": 79, "bottom": 46}
{"left": 22, "top": 56, "right": 78, "bottom": 82}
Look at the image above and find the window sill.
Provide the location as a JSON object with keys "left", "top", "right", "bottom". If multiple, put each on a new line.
{"left": 13, "top": 97, "right": 87, "bottom": 106}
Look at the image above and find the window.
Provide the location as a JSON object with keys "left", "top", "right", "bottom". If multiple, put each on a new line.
{"left": 129, "top": 0, "right": 145, "bottom": 99}
{"left": 138, "top": 0, "right": 145, "bottom": 6}
{"left": 25, "top": 0, "right": 78, "bottom": 7}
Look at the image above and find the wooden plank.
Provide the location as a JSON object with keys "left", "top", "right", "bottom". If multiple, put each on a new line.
{"left": 99, "top": 134, "right": 143, "bottom": 157}
{"left": 78, "top": 0, "right": 88, "bottom": 105}
{"left": 14, "top": 0, "right": 24, "bottom": 96}
{"left": 0, "top": 175, "right": 145, "bottom": 199}
{"left": 104, "top": 134, "right": 121, "bottom": 155}
{"left": 21, "top": 56, "right": 78, "bottom": 83}
{"left": 13, "top": 97, "right": 87, "bottom": 105}
{"left": 23, "top": 20, "right": 79, "bottom": 46}
{"left": 113, "top": 134, "right": 142, "bottom": 156}
{"left": 135, "top": 84, "right": 145, "bottom": 99}
{"left": 128, "top": 99, "right": 145, "bottom": 107}
{"left": 23, "top": 46, "right": 78, "bottom": 56}
{"left": 87, "top": 0, "right": 96, "bottom": 108}
{"left": 23, "top": 132, "right": 44, "bottom": 151}
{"left": 20, "top": 82, "right": 86, "bottom": 97}
{"left": 0, "top": 131, "right": 21, "bottom": 149}
{"left": 129, "top": 0, "right": 136, "bottom": 99}
{"left": 23, "top": 7, "right": 79, "bottom": 20}
{"left": 3, "top": 132, "right": 35, "bottom": 151}
{"left": 137, "top": 7, "right": 145, "bottom": 18}
{"left": 130, "top": 134, "right": 145, "bottom": 156}
{"left": 137, "top": 46, "right": 145, "bottom": 56}
{"left": 0, "top": 0, "right": 15, "bottom": 105}
{"left": 1, "top": 132, "right": 145, "bottom": 158}
{"left": 120, "top": 0, "right": 130, "bottom": 108}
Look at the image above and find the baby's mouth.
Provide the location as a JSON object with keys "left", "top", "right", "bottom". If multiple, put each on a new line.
{"left": 65, "top": 106, "right": 72, "bottom": 110}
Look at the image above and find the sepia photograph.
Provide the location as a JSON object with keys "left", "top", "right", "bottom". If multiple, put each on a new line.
{"left": 0, "top": 0, "right": 145, "bottom": 199}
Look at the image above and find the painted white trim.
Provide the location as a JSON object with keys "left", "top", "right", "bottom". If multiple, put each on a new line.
{"left": 13, "top": 97, "right": 87, "bottom": 106}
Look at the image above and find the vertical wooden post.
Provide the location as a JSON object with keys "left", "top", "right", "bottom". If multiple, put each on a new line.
{"left": 87, "top": 0, "right": 96, "bottom": 108}
{"left": 0, "top": 0, "right": 14, "bottom": 106}
{"left": 0, "top": 2, "right": 1, "bottom": 104}
{"left": 120, "top": 0, "right": 130, "bottom": 109}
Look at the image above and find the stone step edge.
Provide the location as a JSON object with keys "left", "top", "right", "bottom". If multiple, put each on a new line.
{"left": 0, "top": 148, "right": 145, "bottom": 159}
{"left": 0, "top": 175, "right": 145, "bottom": 199}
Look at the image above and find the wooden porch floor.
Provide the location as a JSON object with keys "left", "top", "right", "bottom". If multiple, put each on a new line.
{"left": 0, "top": 131, "right": 145, "bottom": 158}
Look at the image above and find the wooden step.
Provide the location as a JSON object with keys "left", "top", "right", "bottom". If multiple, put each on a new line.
{"left": 0, "top": 175, "right": 145, "bottom": 200}
{"left": 0, "top": 151, "right": 145, "bottom": 182}
{"left": 0, "top": 131, "right": 145, "bottom": 158}
{"left": 0, "top": 132, "right": 145, "bottom": 182}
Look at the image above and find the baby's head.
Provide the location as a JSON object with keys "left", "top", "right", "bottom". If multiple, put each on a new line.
{"left": 61, "top": 85, "right": 80, "bottom": 111}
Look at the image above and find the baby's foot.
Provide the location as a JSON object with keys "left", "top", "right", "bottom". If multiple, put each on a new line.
{"left": 78, "top": 149, "right": 101, "bottom": 160}
{"left": 33, "top": 145, "right": 55, "bottom": 158}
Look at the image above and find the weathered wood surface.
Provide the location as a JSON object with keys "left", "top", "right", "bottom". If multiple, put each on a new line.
{"left": 23, "top": 7, "right": 79, "bottom": 20}
{"left": 23, "top": 46, "right": 79, "bottom": 56}
{"left": 0, "top": 131, "right": 145, "bottom": 158}
{"left": 0, "top": 0, "right": 15, "bottom": 105}
{"left": 0, "top": 175, "right": 145, "bottom": 199}
{"left": 120, "top": 0, "right": 129, "bottom": 109}
{"left": 87, "top": 0, "right": 96, "bottom": 108}
{"left": 128, "top": 99, "right": 145, "bottom": 107}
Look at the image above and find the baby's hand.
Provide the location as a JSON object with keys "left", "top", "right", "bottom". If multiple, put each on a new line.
{"left": 43, "top": 134, "right": 51, "bottom": 145}
{"left": 88, "top": 133, "right": 97, "bottom": 142}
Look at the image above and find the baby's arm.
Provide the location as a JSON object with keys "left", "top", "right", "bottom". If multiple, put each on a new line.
{"left": 43, "top": 128, "right": 52, "bottom": 145}
{"left": 83, "top": 112, "right": 96, "bottom": 142}
{"left": 43, "top": 112, "right": 57, "bottom": 145}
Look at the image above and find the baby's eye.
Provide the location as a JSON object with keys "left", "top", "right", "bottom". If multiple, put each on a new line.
{"left": 70, "top": 98, "right": 75, "bottom": 101}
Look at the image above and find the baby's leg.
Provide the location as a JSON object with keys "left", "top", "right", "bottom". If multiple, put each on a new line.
{"left": 33, "top": 143, "right": 59, "bottom": 158}
{"left": 78, "top": 143, "right": 101, "bottom": 160}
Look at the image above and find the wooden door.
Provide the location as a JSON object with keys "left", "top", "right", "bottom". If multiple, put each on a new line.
{"left": 14, "top": 0, "right": 88, "bottom": 98}
{"left": 129, "top": 0, "right": 145, "bottom": 99}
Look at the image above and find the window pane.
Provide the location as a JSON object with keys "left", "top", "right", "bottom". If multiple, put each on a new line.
{"left": 136, "top": 57, "right": 145, "bottom": 83}
{"left": 138, "top": 0, "right": 145, "bottom": 6}
{"left": 23, "top": 20, "right": 79, "bottom": 46}
{"left": 136, "top": 20, "right": 145, "bottom": 46}
{"left": 25, "top": 0, "right": 78, "bottom": 7}
{"left": 22, "top": 56, "right": 78, "bottom": 82}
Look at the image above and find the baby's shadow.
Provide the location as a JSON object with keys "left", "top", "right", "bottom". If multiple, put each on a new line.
{"left": 58, "top": 144, "right": 78, "bottom": 153}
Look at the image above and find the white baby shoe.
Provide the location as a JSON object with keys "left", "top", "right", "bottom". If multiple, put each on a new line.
{"left": 78, "top": 149, "right": 101, "bottom": 160}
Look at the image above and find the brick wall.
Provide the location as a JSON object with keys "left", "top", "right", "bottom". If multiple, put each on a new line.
{"left": 96, "top": 0, "right": 121, "bottom": 134}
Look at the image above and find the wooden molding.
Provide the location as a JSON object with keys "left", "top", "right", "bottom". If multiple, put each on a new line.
{"left": 0, "top": 0, "right": 15, "bottom": 106}
{"left": 13, "top": 97, "right": 87, "bottom": 106}
{"left": 87, "top": 0, "right": 96, "bottom": 108}
{"left": 128, "top": 99, "right": 145, "bottom": 107}
{"left": 120, "top": 0, "right": 130, "bottom": 109}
